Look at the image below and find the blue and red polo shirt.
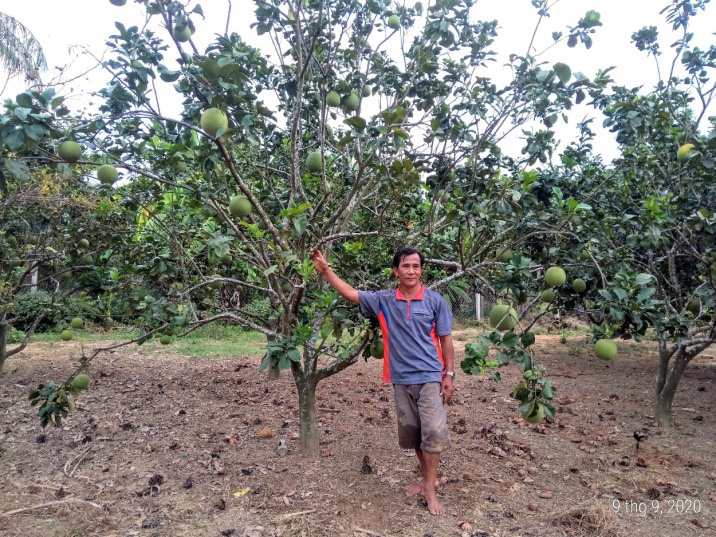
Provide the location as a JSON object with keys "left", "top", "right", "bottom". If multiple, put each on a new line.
{"left": 358, "top": 285, "right": 452, "bottom": 385}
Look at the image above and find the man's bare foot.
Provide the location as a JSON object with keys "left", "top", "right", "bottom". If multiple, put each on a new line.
{"left": 423, "top": 487, "right": 445, "bottom": 516}
{"left": 404, "top": 477, "right": 440, "bottom": 496}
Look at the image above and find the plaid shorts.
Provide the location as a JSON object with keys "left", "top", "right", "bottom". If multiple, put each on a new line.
{"left": 393, "top": 382, "right": 451, "bottom": 453}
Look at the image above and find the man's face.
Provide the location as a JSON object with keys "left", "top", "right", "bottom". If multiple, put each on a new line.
{"left": 393, "top": 253, "right": 422, "bottom": 288}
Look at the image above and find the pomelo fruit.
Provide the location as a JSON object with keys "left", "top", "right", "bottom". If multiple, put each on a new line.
{"left": 229, "top": 195, "right": 251, "bottom": 218}
{"left": 109, "top": 0, "right": 127, "bottom": 5}
{"left": 220, "top": 253, "right": 233, "bottom": 264}
{"left": 306, "top": 151, "right": 323, "bottom": 174}
{"left": 325, "top": 124, "right": 333, "bottom": 137}
{"left": 362, "top": 85, "right": 372, "bottom": 97}
{"left": 70, "top": 317, "right": 83, "bottom": 329}
{"left": 579, "top": 249, "right": 590, "bottom": 261}
{"left": 97, "top": 164, "right": 118, "bottom": 185}
{"left": 60, "top": 329, "right": 73, "bottom": 341}
{"left": 489, "top": 304, "right": 518, "bottom": 331}
{"left": 677, "top": 143, "right": 695, "bottom": 163}
{"left": 545, "top": 266, "right": 566, "bottom": 287}
{"left": 58, "top": 141, "right": 82, "bottom": 163}
{"left": 173, "top": 25, "right": 193, "bottom": 43}
{"left": 78, "top": 238, "right": 90, "bottom": 249}
{"left": 343, "top": 93, "right": 359, "bottom": 111}
{"left": 200, "top": 108, "right": 228, "bottom": 136}
{"left": 559, "top": 335, "right": 567, "bottom": 344}
{"left": 71, "top": 373, "right": 90, "bottom": 390}
{"left": 387, "top": 15, "right": 401, "bottom": 29}
{"left": 280, "top": 278, "right": 292, "bottom": 294}
{"left": 572, "top": 278, "right": 586, "bottom": 293}
{"left": 540, "top": 289, "right": 555, "bottom": 303}
{"left": 208, "top": 274, "right": 223, "bottom": 289}
{"left": 370, "top": 339, "right": 384, "bottom": 358}
{"left": 80, "top": 254, "right": 94, "bottom": 265}
{"left": 160, "top": 335, "right": 171, "bottom": 345}
{"left": 523, "top": 403, "right": 545, "bottom": 424}
{"left": 686, "top": 297, "right": 700, "bottom": 315}
{"left": 326, "top": 91, "right": 341, "bottom": 107}
{"left": 594, "top": 339, "right": 617, "bottom": 360}
{"left": 496, "top": 247, "right": 512, "bottom": 262}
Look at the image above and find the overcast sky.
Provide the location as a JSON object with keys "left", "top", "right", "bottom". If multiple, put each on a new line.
{"left": 1, "top": 0, "right": 713, "bottom": 162}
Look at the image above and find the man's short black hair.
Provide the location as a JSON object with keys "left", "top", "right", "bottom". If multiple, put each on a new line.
{"left": 392, "top": 247, "right": 425, "bottom": 268}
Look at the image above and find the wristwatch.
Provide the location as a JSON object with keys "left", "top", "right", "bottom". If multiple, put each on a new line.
{"left": 444, "top": 371, "right": 455, "bottom": 378}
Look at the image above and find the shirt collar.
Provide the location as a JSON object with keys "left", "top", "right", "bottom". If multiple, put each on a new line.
{"left": 396, "top": 285, "right": 425, "bottom": 301}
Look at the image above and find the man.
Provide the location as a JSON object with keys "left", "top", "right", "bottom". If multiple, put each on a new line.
{"left": 311, "top": 246, "right": 454, "bottom": 516}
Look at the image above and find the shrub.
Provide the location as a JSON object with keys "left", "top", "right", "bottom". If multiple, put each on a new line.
{"left": 12, "top": 290, "right": 61, "bottom": 332}
{"left": 243, "top": 296, "right": 270, "bottom": 320}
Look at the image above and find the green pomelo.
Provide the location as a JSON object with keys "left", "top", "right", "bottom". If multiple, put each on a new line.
{"left": 370, "top": 339, "right": 384, "bottom": 358}
{"left": 540, "top": 289, "right": 555, "bottom": 303}
{"left": 70, "top": 317, "right": 84, "bottom": 329}
{"left": 306, "top": 151, "right": 323, "bottom": 174}
{"left": 572, "top": 278, "right": 587, "bottom": 293}
{"left": 58, "top": 141, "right": 82, "bottom": 163}
{"left": 686, "top": 297, "right": 701, "bottom": 315}
{"left": 60, "top": 329, "right": 73, "bottom": 341}
{"left": 229, "top": 195, "right": 251, "bottom": 218}
{"left": 160, "top": 335, "right": 171, "bottom": 345}
{"left": 71, "top": 373, "right": 90, "bottom": 390}
{"left": 387, "top": 14, "right": 401, "bottom": 29}
{"left": 579, "top": 249, "right": 590, "bottom": 261}
{"left": 545, "top": 266, "right": 566, "bottom": 287}
{"left": 78, "top": 238, "right": 90, "bottom": 249}
{"left": 523, "top": 403, "right": 545, "bottom": 424}
{"left": 160, "top": 70, "right": 180, "bottom": 83}
{"left": 496, "top": 247, "right": 512, "bottom": 262}
{"left": 173, "top": 25, "right": 193, "bottom": 42}
{"left": 594, "top": 339, "right": 617, "bottom": 360}
{"left": 280, "top": 279, "right": 292, "bottom": 294}
{"left": 559, "top": 335, "right": 567, "bottom": 344}
{"left": 343, "top": 93, "right": 359, "bottom": 111}
{"left": 97, "top": 164, "right": 118, "bottom": 185}
{"left": 109, "top": 0, "right": 127, "bottom": 5}
{"left": 80, "top": 254, "right": 94, "bottom": 265}
{"left": 208, "top": 274, "right": 223, "bottom": 289}
{"left": 326, "top": 91, "right": 341, "bottom": 107}
{"left": 220, "top": 253, "right": 233, "bottom": 264}
{"left": 677, "top": 143, "right": 695, "bottom": 163}
{"left": 362, "top": 86, "right": 372, "bottom": 97}
{"left": 489, "top": 304, "right": 518, "bottom": 331}
{"left": 200, "top": 108, "right": 228, "bottom": 136}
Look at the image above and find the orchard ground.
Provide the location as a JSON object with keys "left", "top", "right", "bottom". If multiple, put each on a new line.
{"left": 0, "top": 325, "right": 714, "bottom": 537}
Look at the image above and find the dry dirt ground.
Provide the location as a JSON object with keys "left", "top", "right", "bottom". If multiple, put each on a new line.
{"left": 0, "top": 331, "right": 715, "bottom": 537}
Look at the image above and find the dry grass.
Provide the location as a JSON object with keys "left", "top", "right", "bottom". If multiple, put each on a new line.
{"left": 549, "top": 498, "right": 624, "bottom": 537}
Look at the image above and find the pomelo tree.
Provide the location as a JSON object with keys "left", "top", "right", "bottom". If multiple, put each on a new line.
{"left": 6, "top": 0, "right": 616, "bottom": 452}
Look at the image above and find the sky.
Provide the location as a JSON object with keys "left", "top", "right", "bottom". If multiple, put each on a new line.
{"left": 1, "top": 0, "right": 714, "bottom": 162}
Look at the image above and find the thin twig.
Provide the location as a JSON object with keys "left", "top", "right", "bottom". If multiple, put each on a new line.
{"left": 0, "top": 498, "right": 104, "bottom": 518}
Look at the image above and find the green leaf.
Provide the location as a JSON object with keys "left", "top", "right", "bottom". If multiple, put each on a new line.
{"left": 553, "top": 62, "right": 571, "bottom": 84}
{"left": 635, "top": 273, "right": 652, "bottom": 285}
{"left": 344, "top": 116, "right": 366, "bottom": 131}
{"left": 520, "top": 332, "right": 535, "bottom": 347}
{"left": 501, "top": 332, "right": 519, "bottom": 348}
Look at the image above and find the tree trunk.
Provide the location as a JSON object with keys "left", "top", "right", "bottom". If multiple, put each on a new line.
{"left": 0, "top": 319, "right": 7, "bottom": 375}
{"left": 296, "top": 376, "right": 319, "bottom": 456}
{"left": 654, "top": 347, "right": 689, "bottom": 427}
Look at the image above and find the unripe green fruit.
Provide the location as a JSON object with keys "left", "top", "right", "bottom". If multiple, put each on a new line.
{"left": 60, "top": 329, "right": 74, "bottom": 341}
{"left": 572, "top": 278, "right": 586, "bottom": 293}
{"left": 208, "top": 274, "right": 223, "bottom": 289}
{"left": 540, "top": 289, "right": 555, "bottom": 303}
{"left": 306, "top": 151, "right": 323, "bottom": 174}
{"left": 220, "top": 253, "right": 233, "bottom": 264}
{"left": 545, "top": 266, "right": 566, "bottom": 287}
{"left": 559, "top": 335, "right": 567, "bottom": 344}
{"left": 172, "top": 282, "right": 185, "bottom": 292}
{"left": 489, "top": 304, "right": 518, "bottom": 331}
{"left": 109, "top": 0, "right": 127, "bottom": 5}
{"left": 78, "top": 238, "right": 90, "bottom": 249}
{"left": 326, "top": 91, "right": 341, "bottom": 107}
{"left": 72, "top": 373, "right": 90, "bottom": 390}
{"left": 160, "top": 70, "right": 180, "bottom": 83}
{"left": 97, "top": 164, "right": 118, "bottom": 185}
{"left": 58, "top": 141, "right": 82, "bottom": 163}
{"left": 523, "top": 403, "right": 545, "bottom": 424}
{"left": 80, "top": 254, "right": 94, "bottom": 265}
{"left": 362, "top": 86, "right": 372, "bottom": 97}
{"left": 200, "top": 107, "right": 228, "bottom": 136}
{"left": 67, "top": 398, "right": 76, "bottom": 411}
{"left": 370, "top": 339, "right": 384, "bottom": 358}
{"left": 280, "top": 279, "right": 292, "bottom": 294}
{"left": 343, "top": 93, "right": 359, "bottom": 112}
{"left": 387, "top": 15, "right": 401, "bottom": 29}
{"left": 686, "top": 297, "right": 701, "bottom": 315}
{"left": 594, "top": 339, "right": 617, "bottom": 360}
{"left": 579, "top": 249, "right": 590, "bottom": 261}
{"left": 70, "top": 317, "right": 84, "bottom": 329}
{"left": 201, "top": 205, "right": 217, "bottom": 218}
{"left": 325, "top": 124, "right": 333, "bottom": 137}
{"left": 229, "top": 195, "right": 251, "bottom": 218}
{"left": 160, "top": 335, "right": 171, "bottom": 345}
{"left": 173, "top": 25, "right": 193, "bottom": 43}
{"left": 677, "top": 143, "right": 695, "bottom": 163}
{"left": 496, "top": 247, "right": 512, "bottom": 262}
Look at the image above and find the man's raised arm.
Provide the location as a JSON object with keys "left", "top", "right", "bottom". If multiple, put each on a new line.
{"left": 311, "top": 250, "right": 360, "bottom": 304}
